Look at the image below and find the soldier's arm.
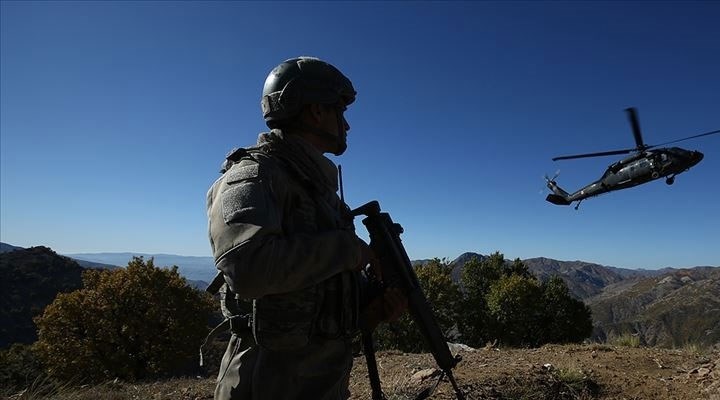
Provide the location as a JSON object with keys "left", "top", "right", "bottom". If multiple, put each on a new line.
{"left": 207, "top": 159, "right": 362, "bottom": 298}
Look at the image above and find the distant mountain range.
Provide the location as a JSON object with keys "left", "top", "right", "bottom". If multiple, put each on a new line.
{"left": 63, "top": 251, "right": 214, "bottom": 283}
{"left": 445, "top": 252, "right": 719, "bottom": 347}
{"left": 1, "top": 244, "right": 210, "bottom": 291}
{"left": 2, "top": 243, "right": 718, "bottom": 348}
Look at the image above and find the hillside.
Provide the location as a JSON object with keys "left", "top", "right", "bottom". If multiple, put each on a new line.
{"left": 0, "top": 247, "right": 84, "bottom": 348}
{"left": 449, "top": 253, "right": 720, "bottom": 348}
{"left": 4, "top": 243, "right": 718, "bottom": 351}
{"left": 588, "top": 268, "right": 720, "bottom": 348}
{"left": 522, "top": 257, "right": 629, "bottom": 299}
{"left": 4, "top": 345, "right": 717, "bottom": 399}
{"left": 449, "top": 253, "right": 641, "bottom": 299}
{"left": 0, "top": 243, "right": 24, "bottom": 253}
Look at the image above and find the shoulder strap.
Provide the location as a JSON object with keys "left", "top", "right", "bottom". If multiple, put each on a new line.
{"left": 219, "top": 146, "right": 268, "bottom": 174}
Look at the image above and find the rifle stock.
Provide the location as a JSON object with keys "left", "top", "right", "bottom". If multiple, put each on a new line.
{"left": 352, "top": 201, "right": 464, "bottom": 400}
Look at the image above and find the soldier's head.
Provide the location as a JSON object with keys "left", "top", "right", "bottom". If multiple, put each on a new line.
{"left": 261, "top": 57, "right": 355, "bottom": 155}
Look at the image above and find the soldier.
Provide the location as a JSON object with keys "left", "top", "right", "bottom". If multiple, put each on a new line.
{"left": 206, "top": 57, "right": 405, "bottom": 400}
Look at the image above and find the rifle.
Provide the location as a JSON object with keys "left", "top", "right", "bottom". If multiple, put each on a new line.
{"left": 352, "top": 201, "right": 465, "bottom": 400}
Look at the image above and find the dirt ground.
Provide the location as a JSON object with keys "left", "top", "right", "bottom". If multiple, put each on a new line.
{"left": 349, "top": 344, "right": 720, "bottom": 400}
{"left": 4, "top": 344, "right": 718, "bottom": 400}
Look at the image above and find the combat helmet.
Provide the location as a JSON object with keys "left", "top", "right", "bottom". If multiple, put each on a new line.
{"left": 261, "top": 57, "right": 356, "bottom": 128}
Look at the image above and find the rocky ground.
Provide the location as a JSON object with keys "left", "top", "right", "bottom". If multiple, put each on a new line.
{"left": 349, "top": 344, "right": 719, "bottom": 400}
{"left": 4, "top": 344, "right": 718, "bottom": 400}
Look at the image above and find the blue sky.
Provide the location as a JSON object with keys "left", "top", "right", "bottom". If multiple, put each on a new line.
{"left": 1, "top": 1, "right": 718, "bottom": 269}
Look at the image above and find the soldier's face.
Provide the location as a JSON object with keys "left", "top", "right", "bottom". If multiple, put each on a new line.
{"left": 319, "top": 104, "right": 350, "bottom": 156}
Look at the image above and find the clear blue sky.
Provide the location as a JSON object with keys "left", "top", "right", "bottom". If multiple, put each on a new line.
{"left": 2, "top": 1, "right": 719, "bottom": 269}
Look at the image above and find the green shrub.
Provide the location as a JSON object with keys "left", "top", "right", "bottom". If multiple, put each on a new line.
{"left": 609, "top": 333, "right": 641, "bottom": 348}
{"left": 374, "top": 258, "right": 462, "bottom": 352}
{"left": 0, "top": 343, "right": 44, "bottom": 392}
{"left": 34, "top": 257, "right": 215, "bottom": 383}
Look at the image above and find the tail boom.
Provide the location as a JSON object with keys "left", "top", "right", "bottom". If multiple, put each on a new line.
{"left": 545, "top": 180, "right": 572, "bottom": 206}
{"left": 546, "top": 193, "right": 572, "bottom": 205}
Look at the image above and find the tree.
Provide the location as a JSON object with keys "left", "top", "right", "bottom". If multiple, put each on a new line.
{"left": 34, "top": 257, "right": 215, "bottom": 383}
{"left": 486, "top": 274, "right": 544, "bottom": 347}
{"left": 539, "top": 276, "right": 593, "bottom": 344}
{"left": 374, "top": 258, "right": 462, "bottom": 352}
{"left": 458, "top": 252, "right": 504, "bottom": 347}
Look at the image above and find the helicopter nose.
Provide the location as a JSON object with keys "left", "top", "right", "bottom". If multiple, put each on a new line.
{"left": 692, "top": 151, "right": 704, "bottom": 164}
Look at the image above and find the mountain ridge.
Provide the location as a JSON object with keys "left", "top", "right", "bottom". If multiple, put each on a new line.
{"left": 3, "top": 243, "right": 714, "bottom": 288}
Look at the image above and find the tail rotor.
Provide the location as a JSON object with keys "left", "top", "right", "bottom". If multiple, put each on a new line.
{"left": 544, "top": 169, "right": 561, "bottom": 185}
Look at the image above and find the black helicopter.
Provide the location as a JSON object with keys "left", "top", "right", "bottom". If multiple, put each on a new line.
{"left": 546, "top": 107, "right": 719, "bottom": 209}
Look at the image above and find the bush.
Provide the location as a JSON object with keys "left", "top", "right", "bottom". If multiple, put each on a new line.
{"left": 457, "top": 253, "right": 504, "bottom": 347}
{"left": 374, "top": 258, "right": 461, "bottom": 352}
{"left": 0, "top": 343, "right": 44, "bottom": 392}
{"left": 609, "top": 333, "right": 641, "bottom": 348}
{"left": 539, "top": 276, "right": 593, "bottom": 344}
{"left": 486, "top": 274, "right": 545, "bottom": 347}
{"left": 34, "top": 257, "right": 215, "bottom": 383}
{"left": 458, "top": 253, "right": 593, "bottom": 348}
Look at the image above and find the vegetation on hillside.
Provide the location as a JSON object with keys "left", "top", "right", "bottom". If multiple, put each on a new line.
{"left": 374, "top": 253, "right": 593, "bottom": 351}
{"left": 589, "top": 268, "right": 720, "bottom": 347}
{"left": 31, "top": 257, "right": 215, "bottom": 384}
{"left": 0, "top": 246, "right": 84, "bottom": 348}
{"left": 3, "top": 244, "right": 717, "bottom": 398}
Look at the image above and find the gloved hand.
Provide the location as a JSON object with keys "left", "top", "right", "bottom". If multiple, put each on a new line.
{"left": 361, "top": 287, "right": 408, "bottom": 332}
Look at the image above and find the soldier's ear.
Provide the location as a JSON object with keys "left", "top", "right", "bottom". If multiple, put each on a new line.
{"left": 299, "top": 104, "right": 322, "bottom": 126}
{"left": 310, "top": 103, "right": 325, "bottom": 121}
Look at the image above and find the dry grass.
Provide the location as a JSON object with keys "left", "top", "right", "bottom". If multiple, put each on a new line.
{"left": 4, "top": 344, "right": 717, "bottom": 400}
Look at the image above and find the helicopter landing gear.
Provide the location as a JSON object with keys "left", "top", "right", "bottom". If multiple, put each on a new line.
{"left": 666, "top": 175, "right": 675, "bottom": 185}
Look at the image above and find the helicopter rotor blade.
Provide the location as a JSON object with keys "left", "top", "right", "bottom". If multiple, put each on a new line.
{"left": 543, "top": 169, "right": 561, "bottom": 182}
{"left": 552, "top": 148, "right": 635, "bottom": 161}
{"left": 645, "top": 129, "right": 720, "bottom": 149}
{"left": 541, "top": 170, "right": 561, "bottom": 195}
{"left": 625, "top": 107, "right": 647, "bottom": 150}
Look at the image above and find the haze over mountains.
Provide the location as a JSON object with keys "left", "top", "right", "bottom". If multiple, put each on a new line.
{"left": 2, "top": 243, "right": 718, "bottom": 349}
{"left": 64, "top": 251, "right": 215, "bottom": 283}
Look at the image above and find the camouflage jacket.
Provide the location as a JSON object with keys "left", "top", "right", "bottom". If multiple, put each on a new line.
{"left": 206, "top": 130, "right": 362, "bottom": 350}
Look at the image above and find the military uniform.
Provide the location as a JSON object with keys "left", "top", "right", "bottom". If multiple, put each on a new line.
{"left": 207, "top": 129, "right": 364, "bottom": 400}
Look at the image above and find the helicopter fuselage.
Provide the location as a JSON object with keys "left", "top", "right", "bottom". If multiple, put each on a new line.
{"left": 545, "top": 107, "right": 717, "bottom": 208}
{"left": 560, "top": 147, "right": 704, "bottom": 203}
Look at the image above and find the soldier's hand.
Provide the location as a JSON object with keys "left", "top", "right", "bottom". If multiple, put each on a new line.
{"left": 381, "top": 288, "right": 407, "bottom": 323}
{"left": 361, "top": 288, "right": 408, "bottom": 332}
{"left": 355, "top": 239, "right": 375, "bottom": 272}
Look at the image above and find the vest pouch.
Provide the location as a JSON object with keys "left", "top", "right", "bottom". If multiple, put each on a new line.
{"left": 252, "top": 286, "right": 319, "bottom": 351}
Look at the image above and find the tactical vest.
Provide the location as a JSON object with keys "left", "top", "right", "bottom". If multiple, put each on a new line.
{"left": 208, "top": 145, "right": 361, "bottom": 351}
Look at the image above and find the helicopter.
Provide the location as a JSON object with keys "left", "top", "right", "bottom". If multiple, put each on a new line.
{"left": 545, "top": 107, "right": 719, "bottom": 209}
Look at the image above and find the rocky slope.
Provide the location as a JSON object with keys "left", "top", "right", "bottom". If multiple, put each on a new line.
{"left": 588, "top": 268, "right": 720, "bottom": 347}
{"left": 0, "top": 246, "right": 84, "bottom": 348}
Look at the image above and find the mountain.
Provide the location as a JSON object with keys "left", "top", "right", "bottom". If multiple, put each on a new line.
{"left": 65, "top": 252, "right": 215, "bottom": 282}
{"left": 71, "top": 259, "right": 120, "bottom": 270}
{"left": 0, "top": 243, "right": 118, "bottom": 270}
{"left": 5, "top": 241, "right": 717, "bottom": 349}
{"left": 448, "top": 252, "right": 488, "bottom": 282}
{"left": 411, "top": 253, "right": 489, "bottom": 282}
{"left": 446, "top": 253, "right": 720, "bottom": 348}
{"left": 522, "top": 257, "right": 630, "bottom": 299}
{"left": 587, "top": 267, "right": 720, "bottom": 347}
{"left": 0, "top": 242, "right": 24, "bottom": 253}
{"left": 0, "top": 246, "right": 84, "bottom": 348}
{"left": 4, "top": 243, "right": 219, "bottom": 283}
{"left": 0, "top": 244, "right": 216, "bottom": 349}
{"left": 447, "top": 253, "right": 639, "bottom": 299}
